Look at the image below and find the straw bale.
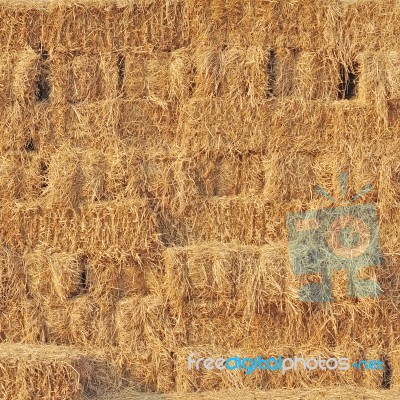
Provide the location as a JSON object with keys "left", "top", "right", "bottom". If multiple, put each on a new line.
{"left": 140, "top": 151, "right": 265, "bottom": 204}
{"left": 44, "top": 147, "right": 84, "bottom": 207}
{"left": 0, "top": 244, "right": 26, "bottom": 304}
{"left": 185, "top": 1, "right": 338, "bottom": 49}
{"left": 146, "top": 52, "right": 171, "bottom": 106}
{"left": 175, "top": 97, "right": 279, "bottom": 153}
{"left": 85, "top": 250, "right": 150, "bottom": 299}
{"left": 357, "top": 51, "right": 400, "bottom": 122}
{"left": 175, "top": 310, "right": 295, "bottom": 350}
{"left": 41, "top": 1, "right": 188, "bottom": 52}
{"left": 101, "top": 148, "right": 145, "bottom": 200}
{"left": 293, "top": 51, "right": 339, "bottom": 101}
{"left": 50, "top": 53, "right": 119, "bottom": 104}
{"left": 44, "top": 147, "right": 108, "bottom": 207}
{"left": 89, "top": 386, "right": 400, "bottom": 400}
{"left": 341, "top": 0, "right": 400, "bottom": 53}
{"left": 44, "top": 294, "right": 117, "bottom": 349}
{"left": 191, "top": 46, "right": 224, "bottom": 98}
{"left": 157, "top": 196, "right": 286, "bottom": 246}
{"left": 0, "top": 300, "right": 45, "bottom": 344}
{"left": 270, "top": 0, "right": 339, "bottom": 50}
{"left": 24, "top": 247, "right": 82, "bottom": 303}
{"left": 124, "top": 49, "right": 193, "bottom": 105}
{"left": 123, "top": 52, "right": 147, "bottom": 100}
{"left": 0, "top": 200, "right": 160, "bottom": 252}
{"left": 0, "top": 151, "right": 40, "bottom": 202}
{"left": 0, "top": 6, "right": 46, "bottom": 51}
{"left": 78, "top": 201, "right": 161, "bottom": 252}
{"left": 10, "top": 48, "right": 39, "bottom": 105}
{"left": 219, "top": 46, "right": 267, "bottom": 106}
{"left": 55, "top": 99, "right": 121, "bottom": 149}
{"left": 178, "top": 97, "right": 388, "bottom": 154}
{"left": 164, "top": 243, "right": 290, "bottom": 319}
{"left": 0, "top": 101, "right": 54, "bottom": 152}
{"left": 0, "top": 343, "right": 118, "bottom": 399}
{"left": 116, "top": 294, "right": 174, "bottom": 353}
{"left": 0, "top": 52, "right": 13, "bottom": 107}
{"left": 119, "top": 99, "right": 174, "bottom": 150}
{"left": 113, "top": 346, "right": 175, "bottom": 393}
{"left": 111, "top": 0, "right": 188, "bottom": 51}
{"left": 44, "top": 4, "right": 114, "bottom": 52}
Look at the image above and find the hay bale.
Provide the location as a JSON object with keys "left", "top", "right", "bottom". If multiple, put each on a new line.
{"left": 0, "top": 200, "right": 160, "bottom": 252}
{"left": 79, "top": 200, "right": 161, "bottom": 252}
{"left": 85, "top": 250, "right": 149, "bottom": 299}
{"left": 44, "top": 295, "right": 116, "bottom": 349}
{"left": 157, "top": 196, "right": 285, "bottom": 246}
{"left": 0, "top": 343, "right": 118, "bottom": 399}
{"left": 0, "top": 52, "right": 13, "bottom": 106}
{"left": 0, "top": 5, "right": 47, "bottom": 51}
{"left": 10, "top": 48, "right": 39, "bottom": 105}
{"left": 24, "top": 247, "right": 83, "bottom": 303}
{"left": 111, "top": 0, "right": 188, "bottom": 51}
{"left": 86, "top": 385, "right": 400, "bottom": 400}
{"left": 104, "top": 150, "right": 264, "bottom": 208}
{"left": 45, "top": 147, "right": 107, "bottom": 207}
{"left": 102, "top": 148, "right": 145, "bottom": 200}
{"left": 293, "top": 50, "right": 339, "bottom": 101}
{"left": 389, "top": 346, "right": 400, "bottom": 389}
{"left": 220, "top": 46, "right": 267, "bottom": 105}
{"left": 112, "top": 345, "right": 175, "bottom": 393}
{"left": 0, "top": 244, "right": 27, "bottom": 304}
{"left": 0, "top": 300, "right": 45, "bottom": 344}
{"left": 57, "top": 99, "right": 121, "bottom": 149}
{"left": 341, "top": 0, "right": 400, "bottom": 53}
{"left": 177, "top": 98, "right": 272, "bottom": 153}
{"left": 164, "top": 243, "right": 291, "bottom": 319}
{"left": 119, "top": 99, "right": 174, "bottom": 149}
{"left": 125, "top": 48, "right": 194, "bottom": 106}
{"left": 116, "top": 294, "right": 174, "bottom": 352}
{"left": 51, "top": 53, "right": 119, "bottom": 103}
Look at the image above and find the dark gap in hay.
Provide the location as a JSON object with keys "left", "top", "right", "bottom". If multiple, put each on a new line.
{"left": 216, "top": 45, "right": 228, "bottom": 97}
{"left": 36, "top": 49, "right": 50, "bottom": 102}
{"left": 189, "top": 66, "right": 197, "bottom": 96}
{"left": 267, "top": 49, "right": 276, "bottom": 98}
{"left": 39, "top": 160, "right": 48, "bottom": 189}
{"left": 24, "top": 138, "right": 36, "bottom": 152}
{"left": 79, "top": 268, "right": 88, "bottom": 294}
{"left": 72, "top": 255, "right": 89, "bottom": 296}
{"left": 382, "top": 357, "right": 392, "bottom": 389}
{"left": 338, "top": 62, "right": 359, "bottom": 100}
{"left": 117, "top": 54, "right": 125, "bottom": 96}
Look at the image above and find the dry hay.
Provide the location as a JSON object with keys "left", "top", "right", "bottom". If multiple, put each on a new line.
{"left": 50, "top": 52, "right": 119, "bottom": 104}
{"left": 43, "top": 294, "right": 117, "bottom": 348}
{"left": 0, "top": 199, "right": 160, "bottom": 252}
{"left": 0, "top": 343, "right": 119, "bottom": 400}
{"left": 24, "top": 247, "right": 82, "bottom": 303}
{"left": 109, "top": 345, "right": 175, "bottom": 393}
{"left": 0, "top": 0, "right": 399, "bottom": 396}
{"left": 87, "top": 386, "right": 400, "bottom": 400}
{"left": 164, "top": 243, "right": 290, "bottom": 320}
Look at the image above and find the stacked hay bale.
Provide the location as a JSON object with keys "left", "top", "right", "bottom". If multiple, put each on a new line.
{"left": 0, "top": 0, "right": 399, "bottom": 397}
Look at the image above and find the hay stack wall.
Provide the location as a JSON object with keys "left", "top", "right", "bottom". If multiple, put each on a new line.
{"left": 0, "top": 0, "right": 399, "bottom": 395}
